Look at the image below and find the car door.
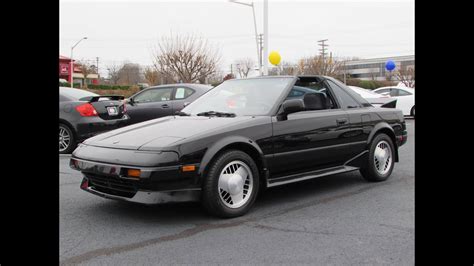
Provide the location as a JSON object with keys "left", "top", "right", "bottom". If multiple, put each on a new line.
{"left": 269, "top": 81, "right": 353, "bottom": 178}
{"left": 169, "top": 86, "right": 197, "bottom": 113}
{"left": 391, "top": 88, "right": 414, "bottom": 115}
{"left": 126, "top": 87, "right": 174, "bottom": 124}
{"left": 325, "top": 79, "right": 371, "bottom": 152}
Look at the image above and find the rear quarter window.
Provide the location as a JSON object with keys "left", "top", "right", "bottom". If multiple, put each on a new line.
{"left": 327, "top": 79, "right": 370, "bottom": 108}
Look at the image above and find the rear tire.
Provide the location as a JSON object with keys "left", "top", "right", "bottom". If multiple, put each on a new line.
{"left": 59, "top": 123, "right": 76, "bottom": 154}
{"left": 360, "top": 133, "right": 395, "bottom": 182}
{"left": 201, "top": 150, "right": 259, "bottom": 218}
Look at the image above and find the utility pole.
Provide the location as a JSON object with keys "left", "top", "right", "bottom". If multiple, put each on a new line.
{"left": 258, "top": 34, "right": 264, "bottom": 74}
{"left": 96, "top": 57, "right": 99, "bottom": 75}
{"left": 343, "top": 60, "right": 347, "bottom": 84}
{"left": 318, "top": 39, "right": 328, "bottom": 75}
{"left": 263, "top": 0, "right": 268, "bottom": 76}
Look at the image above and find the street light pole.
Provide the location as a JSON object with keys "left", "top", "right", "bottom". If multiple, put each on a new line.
{"left": 263, "top": 0, "right": 268, "bottom": 75}
{"left": 229, "top": 0, "right": 262, "bottom": 76}
{"left": 70, "top": 37, "right": 88, "bottom": 88}
{"left": 250, "top": 3, "right": 262, "bottom": 76}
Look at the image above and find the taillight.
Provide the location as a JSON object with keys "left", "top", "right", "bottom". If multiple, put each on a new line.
{"left": 76, "top": 103, "right": 98, "bottom": 117}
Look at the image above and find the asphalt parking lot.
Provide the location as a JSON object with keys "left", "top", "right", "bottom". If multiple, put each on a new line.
{"left": 60, "top": 119, "right": 414, "bottom": 265}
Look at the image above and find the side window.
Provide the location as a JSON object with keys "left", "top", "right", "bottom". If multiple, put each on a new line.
{"left": 287, "top": 88, "right": 305, "bottom": 98}
{"left": 134, "top": 88, "right": 173, "bottom": 103}
{"left": 174, "top": 87, "right": 195, "bottom": 100}
{"left": 326, "top": 80, "right": 361, "bottom": 109}
{"left": 286, "top": 82, "right": 339, "bottom": 110}
{"left": 398, "top": 89, "right": 412, "bottom": 96}
{"left": 376, "top": 89, "right": 390, "bottom": 95}
{"left": 389, "top": 89, "right": 399, "bottom": 97}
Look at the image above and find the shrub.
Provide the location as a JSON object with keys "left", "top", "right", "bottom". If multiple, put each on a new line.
{"left": 59, "top": 82, "right": 81, "bottom": 88}
{"left": 84, "top": 85, "right": 140, "bottom": 98}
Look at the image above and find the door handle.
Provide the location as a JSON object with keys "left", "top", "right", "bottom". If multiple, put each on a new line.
{"left": 337, "top": 118, "right": 348, "bottom": 125}
{"left": 162, "top": 104, "right": 170, "bottom": 108}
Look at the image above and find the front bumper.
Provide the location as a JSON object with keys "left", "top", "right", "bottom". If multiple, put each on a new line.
{"left": 71, "top": 157, "right": 201, "bottom": 204}
{"left": 80, "top": 177, "right": 200, "bottom": 204}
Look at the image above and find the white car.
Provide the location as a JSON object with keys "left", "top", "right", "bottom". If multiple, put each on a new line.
{"left": 373, "top": 86, "right": 415, "bottom": 117}
{"left": 347, "top": 86, "right": 396, "bottom": 108}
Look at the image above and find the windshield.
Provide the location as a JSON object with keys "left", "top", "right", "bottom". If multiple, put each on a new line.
{"left": 182, "top": 77, "right": 294, "bottom": 116}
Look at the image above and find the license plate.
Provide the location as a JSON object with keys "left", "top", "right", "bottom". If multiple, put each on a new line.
{"left": 107, "top": 106, "right": 118, "bottom": 116}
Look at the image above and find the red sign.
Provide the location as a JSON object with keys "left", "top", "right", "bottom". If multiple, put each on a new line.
{"left": 59, "top": 63, "right": 69, "bottom": 75}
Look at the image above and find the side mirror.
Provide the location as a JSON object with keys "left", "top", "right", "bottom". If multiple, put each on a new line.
{"left": 282, "top": 99, "right": 305, "bottom": 114}
{"left": 128, "top": 98, "right": 135, "bottom": 105}
{"left": 279, "top": 99, "right": 304, "bottom": 120}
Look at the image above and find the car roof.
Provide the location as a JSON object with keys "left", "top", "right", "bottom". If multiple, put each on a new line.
{"left": 147, "top": 83, "right": 213, "bottom": 91}
{"left": 375, "top": 86, "right": 415, "bottom": 93}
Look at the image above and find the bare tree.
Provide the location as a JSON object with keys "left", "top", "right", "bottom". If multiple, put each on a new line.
{"left": 152, "top": 34, "right": 221, "bottom": 83}
{"left": 297, "top": 54, "right": 343, "bottom": 77}
{"left": 268, "top": 61, "right": 298, "bottom": 76}
{"left": 207, "top": 69, "right": 225, "bottom": 85}
{"left": 395, "top": 66, "right": 415, "bottom": 88}
{"left": 143, "top": 66, "right": 159, "bottom": 85}
{"left": 235, "top": 58, "right": 254, "bottom": 78}
{"left": 117, "top": 63, "right": 142, "bottom": 85}
{"left": 76, "top": 60, "right": 95, "bottom": 89}
{"left": 107, "top": 63, "right": 122, "bottom": 85}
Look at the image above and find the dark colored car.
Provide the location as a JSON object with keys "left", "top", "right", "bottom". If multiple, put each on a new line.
{"left": 125, "top": 83, "right": 213, "bottom": 125}
{"left": 70, "top": 76, "right": 407, "bottom": 218}
{"left": 59, "top": 87, "right": 129, "bottom": 154}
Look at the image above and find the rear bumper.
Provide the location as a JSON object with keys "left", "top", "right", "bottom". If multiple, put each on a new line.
{"left": 75, "top": 114, "right": 130, "bottom": 141}
{"left": 396, "top": 130, "right": 408, "bottom": 147}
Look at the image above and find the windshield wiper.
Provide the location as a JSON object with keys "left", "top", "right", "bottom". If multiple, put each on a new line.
{"left": 196, "top": 111, "right": 236, "bottom": 117}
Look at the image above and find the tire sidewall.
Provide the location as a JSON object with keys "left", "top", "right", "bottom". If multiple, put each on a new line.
{"left": 202, "top": 150, "right": 260, "bottom": 218}
{"left": 59, "top": 123, "right": 76, "bottom": 154}
{"left": 367, "top": 134, "right": 395, "bottom": 181}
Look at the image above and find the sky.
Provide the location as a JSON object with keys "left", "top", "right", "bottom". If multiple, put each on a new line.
{"left": 60, "top": 0, "right": 414, "bottom": 77}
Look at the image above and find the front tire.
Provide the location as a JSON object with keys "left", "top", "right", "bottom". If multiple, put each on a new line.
{"left": 201, "top": 150, "right": 260, "bottom": 218}
{"left": 410, "top": 106, "right": 415, "bottom": 117}
{"left": 59, "top": 123, "right": 76, "bottom": 154}
{"left": 360, "top": 133, "right": 395, "bottom": 182}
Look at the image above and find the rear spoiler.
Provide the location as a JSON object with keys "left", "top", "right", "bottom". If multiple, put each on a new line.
{"left": 380, "top": 99, "right": 397, "bottom": 108}
{"left": 81, "top": 95, "right": 125, "bottom": 102}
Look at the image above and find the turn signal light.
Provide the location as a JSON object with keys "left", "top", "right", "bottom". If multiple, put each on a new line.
{"left": 181, "top": 165, "right": 196, "bottom": 172}
{"left": 127, "top": 169, "right": 141, "bottom": 178}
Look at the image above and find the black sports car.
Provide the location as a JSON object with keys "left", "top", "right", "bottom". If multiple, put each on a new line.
{"left": 70, "top": 76, "right": 407, "bottom": 217}
{"left": 125, "top": 83, "right": 213, "bottom": 125}
{"left": 59, "top": 87, "right": 129, "bottom": 154}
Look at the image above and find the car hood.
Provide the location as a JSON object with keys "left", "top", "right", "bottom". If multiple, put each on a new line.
{"left": 83, "top": 115, "right": 256, "bottom": 151}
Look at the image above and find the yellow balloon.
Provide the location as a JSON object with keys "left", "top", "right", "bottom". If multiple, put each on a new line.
{"left": 269, "top": 51, "right": 281, "bottom": 66}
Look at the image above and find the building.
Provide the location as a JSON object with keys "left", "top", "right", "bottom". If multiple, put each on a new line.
{"left": 59, "top": 55, "right": 99, "bottom": 86}
{"left": 343, "top": 55, "right": 414, "bottom": 81}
